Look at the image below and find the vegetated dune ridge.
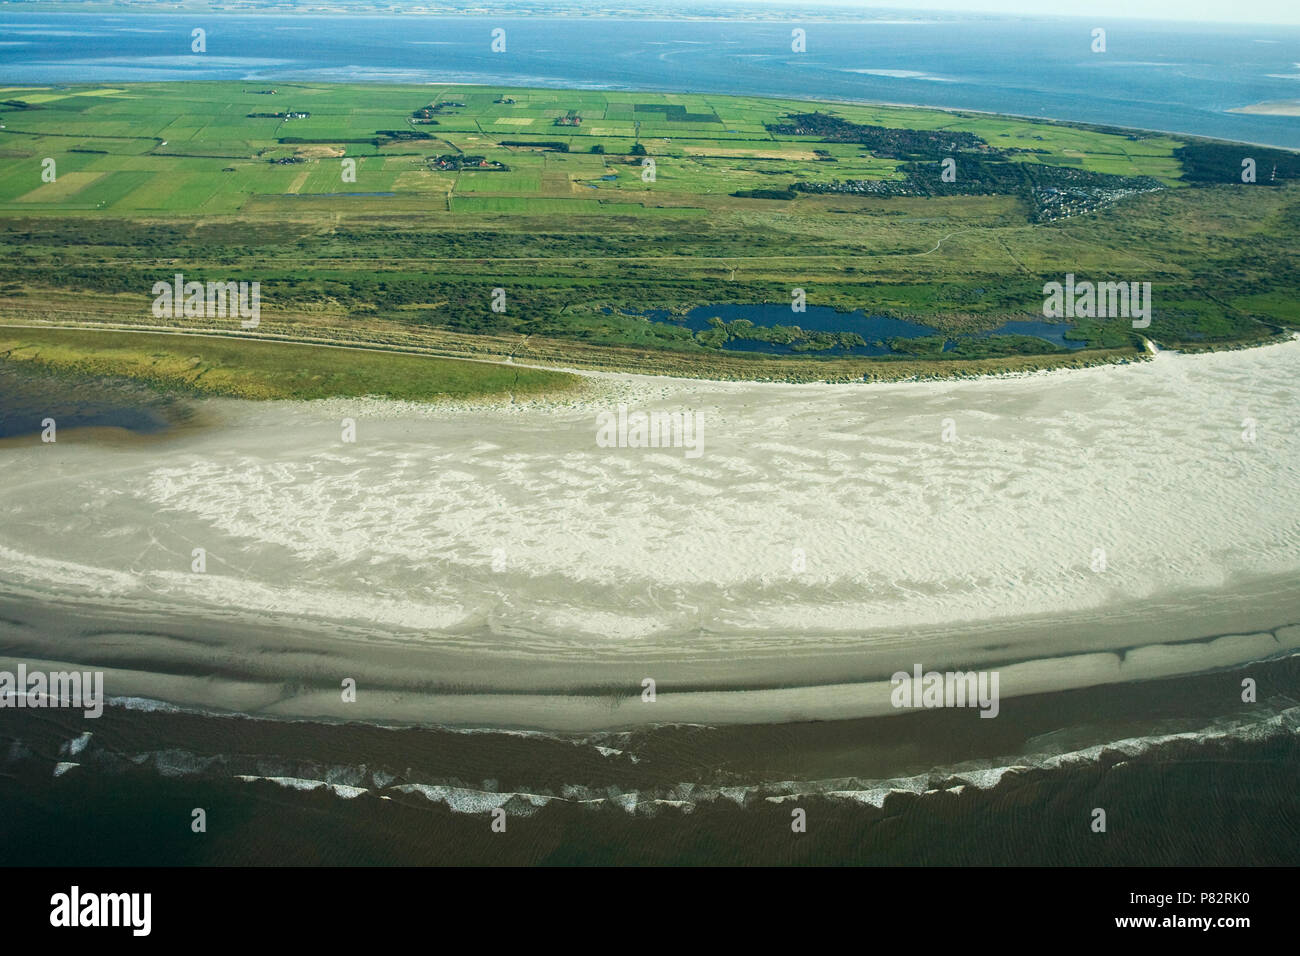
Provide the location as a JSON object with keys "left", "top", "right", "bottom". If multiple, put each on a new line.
{"left": 0, "top": 339, "right": 1297, "bottom": 731}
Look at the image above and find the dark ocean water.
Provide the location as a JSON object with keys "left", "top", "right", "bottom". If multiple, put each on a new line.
{"left": 2, "top": 12, "right": 1300, "bottom": 148}
{"left": 2, "top": 654, "right": 1297, "bottom": 865}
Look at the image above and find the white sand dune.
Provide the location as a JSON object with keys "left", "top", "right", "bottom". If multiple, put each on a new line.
{"left": 1, "top": 340, "right": 1298, "bottom": 728}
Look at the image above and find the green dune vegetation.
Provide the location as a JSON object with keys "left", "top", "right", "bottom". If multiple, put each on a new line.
{"left": 0, "top": 327, "right": 577, "bottom": 401}
{"left": 0, "top": 81, "right": 1297, "bottom": 390}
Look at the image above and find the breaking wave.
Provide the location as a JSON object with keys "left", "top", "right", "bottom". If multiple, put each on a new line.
{"left": 32, "top": 696, "right": 1299, "bottom": 817}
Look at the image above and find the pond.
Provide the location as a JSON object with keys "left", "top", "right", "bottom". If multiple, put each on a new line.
{"left": 0, "top": 366, "right": 185, "bottom": 440}
{"left": 973, "top": 320, "right": 1088, "bottom": 350}
{"left": 621, "top": 304, "right": 1087, "bottom": 356}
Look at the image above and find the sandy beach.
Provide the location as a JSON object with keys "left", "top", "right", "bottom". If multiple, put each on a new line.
{"left": 1, "top": 339, "right": 1298, "bottom": 730}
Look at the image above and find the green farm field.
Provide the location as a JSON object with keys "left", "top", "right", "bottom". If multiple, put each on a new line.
{"left": 1, "top": 80, "right": 1298, "bottom": 387}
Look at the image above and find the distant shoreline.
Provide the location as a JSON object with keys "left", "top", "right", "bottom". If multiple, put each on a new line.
{"left": 2, "top": 4, "right": 1298, "bottom": 29}
{"left": 5, "top": 16, "right": 1300, "bottom": 150}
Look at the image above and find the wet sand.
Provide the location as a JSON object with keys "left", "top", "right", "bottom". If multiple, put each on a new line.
{"left": 0, "top": 582, "right": 1298, "bottom": 730}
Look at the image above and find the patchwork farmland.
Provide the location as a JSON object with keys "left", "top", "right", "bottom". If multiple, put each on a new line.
{"left": 0, "top": 81, "right": 1296, "bottom": 383}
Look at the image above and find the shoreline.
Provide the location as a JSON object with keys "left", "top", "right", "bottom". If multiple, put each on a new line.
{"left": 3, "top": 567, "right": 1297, "bottom": 731}
{"left": 5, "top": 651, "right": 1298, "bottom": 865}
{"left": 1, "top": 596, "right": 1297, "bottom": 733}
{"left": 6, "top": 638, "right": 1297, "bottom": 734}
{"left": 6, "top": 73, "right": 1300, "bottom": 155}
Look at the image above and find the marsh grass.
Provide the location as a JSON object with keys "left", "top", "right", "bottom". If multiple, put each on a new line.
{"left": 0, "top": 327, "right": 578, "bottom": 401}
